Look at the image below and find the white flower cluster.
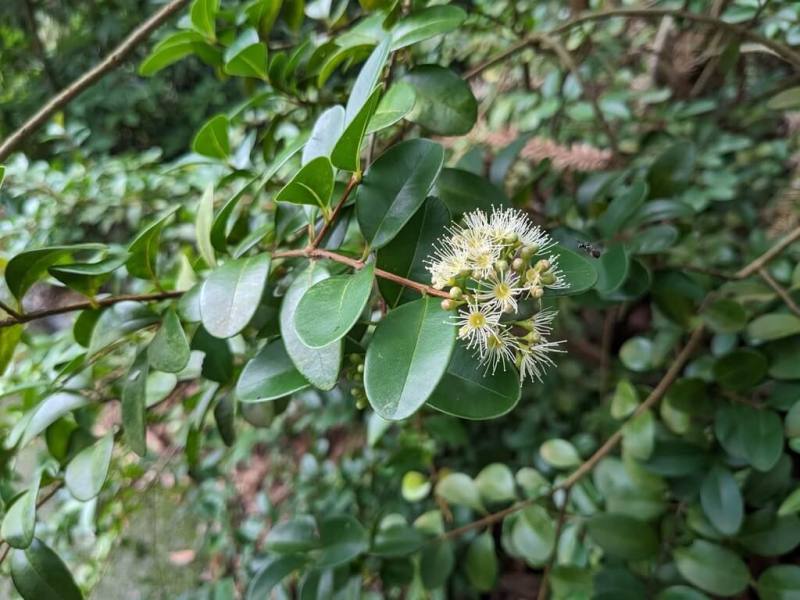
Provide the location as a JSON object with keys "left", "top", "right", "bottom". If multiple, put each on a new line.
{"left": 426, "top": 207, "right": 567, "bottom": 382}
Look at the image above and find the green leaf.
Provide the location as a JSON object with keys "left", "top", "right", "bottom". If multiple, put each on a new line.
{"left": 402, "top": 65, "right": 477, "bottom": 135}
{"left": 700, "top": 465, "right": 743, "bottom": 535}
{"left": 597, "top": 180, "right": 648, "bottom": 238}
{"left": 713, "top": 349, "right": 768, "bottom": 390}
{"left": 1, "top": 475, "right": 40, "bottom": 549}
{"left": 401, "top": 471, "right": 431, "bottom": 502}
{"left": 426, "top": 343, "right": 521, "bottom": 420}
{"left": 620, "top": 336, "right": 653, "bottom": 372}
{"left": 275, "top": 156, "right": 335, "bottom": 212}
{"left": 587, "top": 513, "right": 659, "bottom": 560}
{"left": 303, "top": 106, "right": 345, "bottom": 164}
{"left": 0, "top": 165, "right": 5, "bottom": 188}
{"left": 48, "top": 253, "right": 127, "bottom": 298}
{"left": 540, "top": 438, "right": 581, "bottom": 468}
{"left": 547, "top": 245, "right": 598, "bottom": 297}
{"left": 192, "top": 326, "right": 233, "bottom": 383}
{"left": 193, "top": 114, "right": 230, "bottom": 159}
{"left": 622, "top": 409, "right": 655, "bottom": 460}
{"left": 434, "top": 167, "right": 510, "bottom": 217}
{"left": 139, "top": 31, "right": 206, "bottom": 76}
{"left": 65, "top": 433, "right": 114, "bottom": 501}
{"left": 223, "top": 29, "right": 268, "bottom": 79}
{"left": 200, "top": 253, "right": 270, "bottom": 338}
{"left": 148, "top": 309, "right": 190, "bottom": 373}
{"left": 738, "top": 510, "right": 800, "bottom": 556}
{"left": 747, "top": 313, "right": 800, "bottom": 342}
{"left": 475, "top": 463, "right": 516, "bottom": 503}
{"left": 435, "top": 472, "right": 485, "bottom": 512}
{"left": 465, "top": 532, "right": 497, "bottom": 591}
{"left": 22, "top": 392, "right": 89, "bottom": 446}
{"left": 210, "top": 178, "right": 257, "bottom": 252}
{"left": 702, "top": 299, "right": 747, "bottom": 333}
{"left": 245, "top": 0, "right": 282, "bottom": 36}
{"left": 332, "top": 87, "right": 381, "bottom": 172}
{"left": 674, "top": 540, "right": 749, "bottom": 596}
{"left": 420, "top": 540, "right": 454, "bottom": 590}
{"left": 628, "top": 224, "right": 680, "bottom": 255}
{"left": 366, "top": 82, "right": 415, "bottom": 134}
{"left": 10, "top": 539, "right": 83, "bottom": 600}
{"left": 265, "top": 515, "right": 320, "bottom": 553}
{"left": 647, "top": 141, "right": 696, "bottom": 198}
{"left": 611, "top": 379, "right": 639, "bottom": 419}
{"left": 295, "top": 263, "right": 374, "bottom": 348}
{"left": 516, "top": 468, "right": 550, "bottom": 499}
{"left": 767, "top": 87, "right": 800, "bottom": 110}
{"left": 246, "top": 556, "right": 307, "bottom": 600}
{"left": 5, "top": 243, "right": 105, "bottom": 302}
{"left": 778, "top": 487, "right": 800, "bottom": 517}
{"left": 511, "top": 505, "right": 555, "bottom": 565}
{"left": 196, "top": 183, "right": 216, "bottom": 268}
{"left": 313, "top": 515, "right": 368, "bottom": 568}
{"left": 280, "top": 264, "right": 342, "bottom": 390}
{"left": 364, "top": 297, "right": 456, "bottom": 420}
{"left": 656, "top": 586, "right": 710, "bottom": 600}
{"left": 345, "top": 36, "right": 390, "bottom": 123}
{"left": 88, "top": 302, "right": 158, "bottom": 356}
{"left": 758, "top": 565, "right": 800, "bottom": 599}
{"left": 595, "top": 243, "right": 630, "bottom": 295}
{"left": 390, "top": 5, "right": 466, "bottom": 50}
{"left": 0, "top": 324, "right": 23, "bottom": 375}
{"left": 372, "top": 523, "right": 426, "bottom": 556}
{"left": 356, "top": 139, "right": 444, "bottom": 249}
{"left": 126, "top": 207, "right": 178, "bottom": 281}
{"left": 237, "top": 338, "right": 309, "bottom": 402}
{"left": 191, "top": 0, "right": 218, "bottom": 38}
{"left": 214, "top": 394, "right": 236, "bottom": 446}
{"left": 122, "top": 351, "right": 149, "bottom": 456}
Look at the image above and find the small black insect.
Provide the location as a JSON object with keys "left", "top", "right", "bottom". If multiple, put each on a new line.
{"left": 578, "top": 241, "right": 602, "bottom": 258}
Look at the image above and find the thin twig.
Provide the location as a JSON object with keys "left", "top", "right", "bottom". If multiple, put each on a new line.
{"left": 537, "top": 488, "right": 572, "bottom": 600}
{"left": 311, "top": 175, "right": 359, "bottom": 248}
{"left": 758, "top": 268, "right": 800, "bottom": 318}
{"left": 0, "top": 300, "right": 22, "bottom": 320}
{"left": 736, "top": 226, "right": 800, "bottom": 278}
{"left": 0, "top": 0, "right": 190, "bottom": 161}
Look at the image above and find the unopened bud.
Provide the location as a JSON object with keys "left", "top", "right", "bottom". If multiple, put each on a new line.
{"left": 441, "top": 299, "right": 455, "bottom": 311}
{"left": 349, "top": 353, "right": 363, "bottom": 365}
{"left": 495, "top": 259, "right": 508, "bottom": 272}
{"left": 525, "top": 330, "right": 541, "bottom": 343}
{"left": 521, "top": 245, "right": 536, "bottom": 259}
{"left": 512, "top": 257, "right": 525, "bottom": 271}
{"left": 449, "top": 286, "right": 463, "bottom": 299}
{"left": 525, "top": 268, "right": 538, "bottom": 283}
{"left": 541, "top": 272, "right": 556, "bottom": 285}
{"left": 356, "top": 364, "right": 364, "bottom": 374}
{"left": 356, "top": 397, "right": 367, "bottom": 410}
{"left": 351, "top": 387, "right": 363, "bottom": 398}
{"left": 530, "top": 286, "right": 544, "bottom": 299}
{"left": 536, "top": 259, "right": 551, "bottom": 271}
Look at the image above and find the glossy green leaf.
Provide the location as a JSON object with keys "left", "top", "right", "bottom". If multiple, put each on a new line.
{"left": 275, "top": 156, "right": 334, "bottom": 211}
{"left": 356, "top": 139, "right": 444, "bottom": 249}
{"left": 265, "top": 515, "right": 320, "bottom": 553}
{"left": 245, "top": 0, "right": 282, "bottom": 36}
{"left": 700, "top": 465, "right": 743, "bottom": 535}
{"left": 88, "top": 302, "right": 158, "bottom": 356}
{"left": 191, "top": 0, "right": 218, "bottom": 38}
{"left": 702, "top": 299, "right": 747, "bottom": 333}
{"left": 246, "top": 555, "right": 307, "bottom": 600}
{"left": 713, "top": 349, "right": 767, "bottom": 390}
{"left": 779, "top": 487, "right": 800, "bottom": 517}
{"left": 435, "top": 472, "right": 485, "bottom": 512}
{"left": 434, "top": 167, "right": 509, "bottom": 216}
{"left": 332, "top": 87, "right": 381, "bottom": 172}
{"left": 210, "top": 178, "right": 256, "bottom": 252}
{"left": 364, "top": 297, "right": 456, "bottom": 420}
{"left": 148, "top": 309, "right": 190, "bottom": 373}
{"left": 377, "top": 196, "right": 448, "bottom": 307}
{"left": 1, "top": 475, "right": 40, "bottom": 549}
{"left": 303, "top": 106, "right": 345, "bottom": 164}
{"left": 0, "top": 324, "right": 23, "bottom": 375}
{"left": 674, "top": 540, "right": 749, "bottom": 596}
{"left": 214, "top": 394, "right": 236, "bottom": 446}
{"left": 192, "top": 326, "right": 233, "bottom": 383}
{"left": 48, "top": 253, "right": 127, "bottom": 298}
{"left": 372, "top": 523, "right": 426, "bottom": 556}
{"left": 223, "top": 29, "right": 268, "bottom": 79}
{"left": 622, "top": 409, "right": 655, "bottom": 460}
{"left": 767, "top": 87, "right": 800, "bottom": 110}
{"left": 427, "top": 343, "right": 521, "bottom": 419}
{"left": 366, "top": 82, "right": 415, "bottom": 134}
{"left": 122, "top": 350, "right": 149, "bottom": 456}
{"left": 512, "top": 505, "right": 555, "bottom": 565}
{"left": 465, "top": 532, "right": 497, "bottom": 591}
{"left": 196, "top": 183, "right": 216, "bottom": 268}
{"left": 10, "top": 539, "right": 83, "bottom": 600}
{"left": 295, "top": 263, "right": 374, "bottom": 348}
{"left": 65, "top": 433, "right": 114, "bottom": 501}
{"left": 139, "top": 31, "right": 206, "bottom": 76}
{"left": 647, "top": 141, "right": 696, "bottom": 198}
{"left": 540, "top": 438, "right": 581, "bottom": 468}
{"left": 611, "top": 379, "right": 639, "bottom": 419}
{"left": 391, "top": 5, "right": 466, "bottom": 50}
{"left": 595, "top": 243, "right": 630, "bottom": 295}
{"left": 345, "top": 36, "right": 390, "bottom": 123}
{"left": 547, "top": 245, "right": 598, "bottom": 296}
{"left": 475, "top": 463, "right": 516, "bottom": 503}
{"left": 200, "top": 253, "right": 270, "bottom": 338}
{"left": 747, "top": 313, "right": 800, "bottom": 342}
{"left": 656, "top": 586, "right": 710, "bottom": 600}
{"left": 758, "top": 565, "right": 800, "bottom": 599}
{"left": 192, "top": 114, "right": 230, "bottom": 159}
{"left": 5, "top": 243, "right": 105, "bottom": 302}
{"left": 402, "top": 65, "right": 477, "bottom": 135}
{"left": 628, "top": 224, "right": 680, "bottom": 255}
{"left": 587, "top": 513, "right": 658, "bottom": 560}
{"left": 280, "top": 264, "right": 342, "bottom": 390}
{"left": 126, "top": 207, "right": 178, "bottom": 281}
{"left": 401, "top": 471, "right": 431, "bottom": 502}
{"left": 597, "top": 180, "right": 648, "bottom": 238}
{"left": 313, "top": 515, "right": 368, "bottom": 568}
{"left": 738, "top": 510, "right": 800, "bottom": 556}
{"left": 237, "top": 338, "right": 309, "bottom": 402}
{"left": 420, "top": 540, "right": 454, "bottom": 590}
{"left": 22, "top": 392, "right": 89, "bottom": 446}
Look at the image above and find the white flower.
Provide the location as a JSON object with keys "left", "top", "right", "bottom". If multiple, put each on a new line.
{"left": 543, "top": 255, "right": 568, "bottom": 290}
{"left": 518, "top": 340, "right": 566, "bottom": 383}
{"left": 426, "top": 238, "right": 468, "bottom": 289}
{"left": 455, "top": 299, "right": 502, "bottom": 354}
{"left": 480, "top": 325, "right": 519, "bottom": 374}
{"left": 476, "top": 269, "right": 522, "bottom": 312}
{"left": 488, "top": 206, "right": 555, "bottom": 253}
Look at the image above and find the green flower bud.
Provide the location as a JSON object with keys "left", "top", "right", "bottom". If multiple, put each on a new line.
{"left": 541, "top": 271, "right": 556, "bottom": 285}
{"left": 349, "top": 353, "right": 363, "bottom": 365}
{"left": 356, "top": 364, "right": 364, "bottom": 374}
{"left": 449, "top": 286, "right": 463, "bottom": 299}
{"left": 530, "top": 286, "right": 544, "bottom": 299}
{"left": 495, "top": 259, "right": 509, "bottom": 272}
{"left": 521, "top": 244, "right": 538, "bottom": 258}
{"left": 536, "top": 259, "right": 551, "bottom": 271}
{"left": 512, "top": 257, "right": 525, "bottom": 271}
{"left": 441, "top": 299, "right": 455, "bottom": 311}
{"left": 356, "top": 397, "right": 367, "bottom": 410}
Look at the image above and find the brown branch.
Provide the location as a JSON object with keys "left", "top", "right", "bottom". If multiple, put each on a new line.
{"left": 736, "top": 227, "right": 800, "bottom": 278}
{"left": 0, "top": 300, "right": 22, "bottom": 320}
{"left": 311, "top": 175, "right": 359, "bottom": 248}
{"left": 0, "top": 0, "right": 190, "bottom": 161}
{"left": 758, "top": 268, "right": 800, "bottom": 318}
{"left": 537, "top": 488, "right": 572, "bottom": 600}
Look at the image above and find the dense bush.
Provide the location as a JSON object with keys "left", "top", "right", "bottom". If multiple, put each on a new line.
{"left": 2, "top": 0, "right": 800, "bottom": 598}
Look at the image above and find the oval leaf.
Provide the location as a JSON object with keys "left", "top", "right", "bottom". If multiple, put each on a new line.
{"left": 65, "top": 433, "right": 114, "bottom": 501}
{"left": 10, "top": 539, "right": 83, "bottom": 600}
{"left": 148, "top": 309, "right": 190, "bottom": 373}
{"left": 237, "top": 338, "right": 309, "bottom": 402}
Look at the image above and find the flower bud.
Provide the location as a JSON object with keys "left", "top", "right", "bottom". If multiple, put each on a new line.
{"left": 525, "top": 268, "right": 538, "bottom": 283}
{"left": 441, "top": 299, "right": 455, "bottom": 311}
{"left": 356, "top": 364, "right": 364, "bottom": 374}
{"left": 530, "top": 286, "right": 544, "bottom": 299}
{"left": 351, "top": 387, "right": 363, "bottom": 398}
{"left": 536, "top": 259, "right": 551, "bottom": 271}
{"left": 521, "top": 244, "right": 538, "bottom": 258}
{"left": 495, "top": 259, "right": 508, "bottom": 272}
{"left": 449, "top": 286, "right": 463, "bottom": 299}
{"left": 512, "top": 257, "right": 525, "bottom": 271}
{"left": 541, "top": 271, "right": 556, "bottom": 285}
{"left": 356, "top": 397, "right": 367, "bottom": 410}
{"left": 349, "top": 353, "right": 363, "bottom": 365}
